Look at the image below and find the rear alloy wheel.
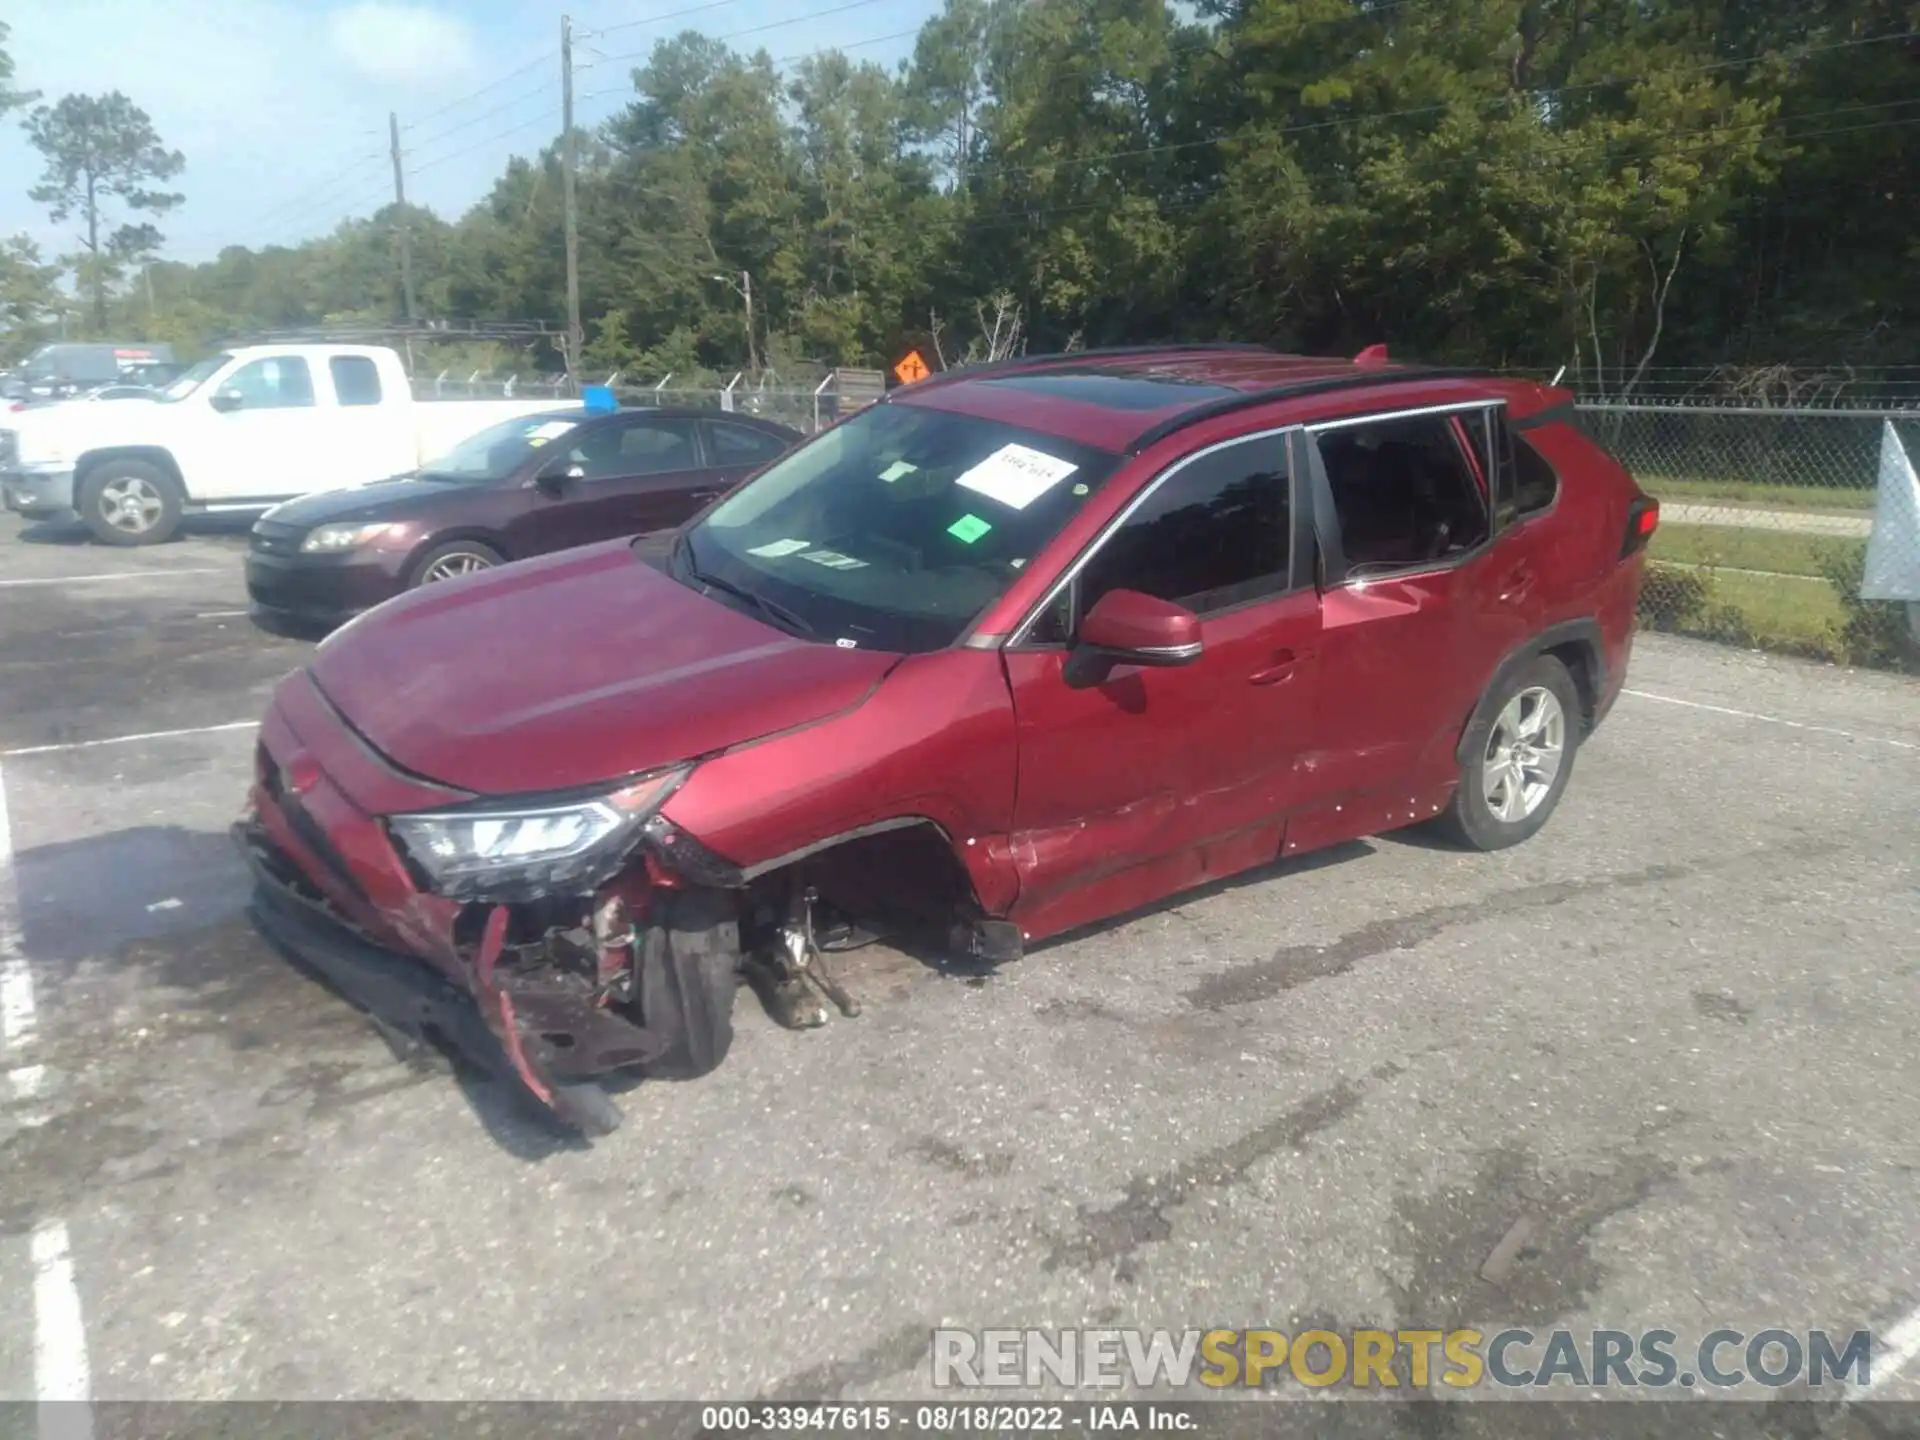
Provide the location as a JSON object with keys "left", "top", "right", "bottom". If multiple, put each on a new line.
{"left": 1434, "top": 654, "right": 1581, "bottom": 851}
{"left": 78, "top": 460, "right": 184, "bottom": 546}
{"left": 410, "top": 541, "right": 503, "bottom": 587}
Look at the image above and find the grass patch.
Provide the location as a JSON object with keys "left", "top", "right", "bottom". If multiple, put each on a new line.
{"left": 1633, "top": 475, "right": 1877, "bottom": 511}
{"left": 1650, "top": 524, "right": 1864, "bottom": 579}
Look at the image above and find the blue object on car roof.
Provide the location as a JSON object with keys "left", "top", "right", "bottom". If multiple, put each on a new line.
{"left": 582, "top": 384, "right": 617, "bottom": 413}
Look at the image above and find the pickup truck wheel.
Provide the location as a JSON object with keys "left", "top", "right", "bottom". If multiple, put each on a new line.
{"left": 78, "top": 461, "right": 183, "bottom": 547}
{"left": 410, "top": 540, "right": 503, "bottom": 587}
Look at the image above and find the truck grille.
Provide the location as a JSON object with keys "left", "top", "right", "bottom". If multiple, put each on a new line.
{"left": 251, "top": 519, "right": 306, "bottom": 556}
{"left": 0, "top": 430, "right": 17, "bottom": 470}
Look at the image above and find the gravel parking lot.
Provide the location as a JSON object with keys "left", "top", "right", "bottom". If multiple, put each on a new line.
{"left": 2, "top": 513, "right": 1918, "bottom": 1420}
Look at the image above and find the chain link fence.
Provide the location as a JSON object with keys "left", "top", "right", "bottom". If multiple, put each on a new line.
{"left": 1581, "top": 403, "right": 1920, "bottom": 671}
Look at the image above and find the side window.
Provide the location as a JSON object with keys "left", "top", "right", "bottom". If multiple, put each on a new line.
{"left": 1504, "top": 428, "right": 1561, "bottom": 522}
{"left": 1076, "top": 437, "right": 1291, "bottom": 619}
{"left": 710, "top": 423, "right": 789, "bottom": 466}
{"left": 329, "top": 356, "right": 382, "bottom": 407}
{"left": 223, "top": 357, "right": 314, "bottom": 409}
{"left": 1316, "top": 413, "right": 1491, "bottom": 570}
{"left": 567, "top": 419, "right": 700, "bottom": 480}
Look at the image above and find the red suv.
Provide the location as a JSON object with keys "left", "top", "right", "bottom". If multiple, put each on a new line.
{"left": 235, "top": 345, "right": 1657, "bottom": 1134}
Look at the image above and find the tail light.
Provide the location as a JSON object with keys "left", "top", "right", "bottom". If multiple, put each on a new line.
{"left": 1622, "top": 495, "right": 1659, "bottom": 558}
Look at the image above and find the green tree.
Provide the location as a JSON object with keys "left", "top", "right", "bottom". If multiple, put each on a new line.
{"left": 0, "top": 237, "right": 65, "bottom": 362}
{"left": 1, "top": 20, "right": 39, "bottom": 116}
{"left": 24, "top": 91, "right": 186, "bottom": 332}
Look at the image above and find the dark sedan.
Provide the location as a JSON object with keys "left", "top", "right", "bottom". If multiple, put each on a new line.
{"left": 245, "top": 406, "right": 799, "bottom": 627}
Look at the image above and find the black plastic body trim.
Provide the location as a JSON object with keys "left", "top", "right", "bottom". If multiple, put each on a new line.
{"left": 1453, "top": 619, "right": 1608, "bottom": 765}
{"left": 1511, "top": 400, "right": 1577, "bottom": 431}
{"left": 1125, "top": 369, "right": 1488, "bottom": 456}
{"left": 902, "top": 343, "right": 1281, "bottom": 394}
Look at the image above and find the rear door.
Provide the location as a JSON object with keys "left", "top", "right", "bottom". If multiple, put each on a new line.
{"left": 702, "top": 418, "right": 793, "bottom": 493}
{"left": 1307, "top": 400, "right": 1528, "bottom": 799}
{"left": 506, "top": 415, "right": 710, "bottom": 556}
{"left": 1001, "top": 428, "right": 1321, "bottom": 928}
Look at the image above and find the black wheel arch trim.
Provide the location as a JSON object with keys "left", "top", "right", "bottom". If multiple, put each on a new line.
{"left": 1453, "top": 619, "right": 1606, "bottom": 765}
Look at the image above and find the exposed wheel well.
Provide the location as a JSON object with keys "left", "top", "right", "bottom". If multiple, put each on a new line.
{"left": 1542, "top": 638, "right": 1600, "bottom": 731}
{"left": 742, "top": 820, "right": 985, "bottom": 937}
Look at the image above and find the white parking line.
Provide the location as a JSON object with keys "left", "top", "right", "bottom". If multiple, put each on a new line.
{"left": 2, "top": 759, "right": 92, "bottom": 1433}
{"left": 2, "top": 719, "right": 259, "bottom": 758}
{"left": 0, "top": 568, "right": 225, "bottom": 588}
{"left": 30, "top": 1222, "right": 91, "bottom": 1428}
{"left": 1622, "top": 688, "right": 1920, "bottom": 752}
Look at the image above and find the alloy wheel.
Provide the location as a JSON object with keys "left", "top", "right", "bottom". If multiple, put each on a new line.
{"left": 99, "top": 476, "right": 164, "bottom": 536}
{"left": 420, "top": 552, "right": 493, "bottom": 582}
{"left": 1482, "top": 686, "right": 1565, "bottom": 823}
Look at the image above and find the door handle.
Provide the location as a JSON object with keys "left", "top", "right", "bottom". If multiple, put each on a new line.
{"left": 1498, "top": 567, "right": 1534, "bottom": 604}
{"left": 1248, "top": 649, "right": 1302, "bottom": 685}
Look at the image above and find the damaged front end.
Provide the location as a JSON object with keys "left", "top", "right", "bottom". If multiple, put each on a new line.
{"left": 237, "top": 751, "right": 760, "bottom": 1137}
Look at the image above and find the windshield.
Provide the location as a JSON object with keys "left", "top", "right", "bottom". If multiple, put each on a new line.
{"left": 419, "top": 413, "right": 584, "bottom": 483}
{"left": 684, "top": 401, "right": 1121, "bottom": 652}
{"left": 160, "top": 354, "right": 230, "bottom": 402}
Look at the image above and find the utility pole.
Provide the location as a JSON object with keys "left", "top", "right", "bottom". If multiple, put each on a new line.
{"left": 388, "top": 111, "right": 419, "bottom": 323}
{"left": 711, "top": 270, "right": 756, "bottom": 373}
{"left": 561, "top": 14, "right": 583, "bottom": 382}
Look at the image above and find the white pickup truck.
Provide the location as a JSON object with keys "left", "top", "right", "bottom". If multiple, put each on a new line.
{"left": 0, "top": 343, "right": 580, "bottom": 545}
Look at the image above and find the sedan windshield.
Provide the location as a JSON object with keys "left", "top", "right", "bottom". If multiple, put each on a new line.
{"left": 419, "top": 413, "right": 583, "bottom": 482}
{"left": 683, "top": 401, "right": 1121, "bottom": 652}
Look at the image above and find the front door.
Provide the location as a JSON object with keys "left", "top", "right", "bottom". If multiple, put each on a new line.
{"left": 182, "top": 353, "right": 333, "bottom": 502}
{"left": 509, "top": 415, "right": 712, "bottom": 557}
{"left": 1001, "top": 430, "right": 1321, "bottom": 934}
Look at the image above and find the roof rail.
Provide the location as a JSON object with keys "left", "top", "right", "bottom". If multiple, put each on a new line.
{"left": 1125, "top": 366, "right": 1489, "bottom": 454}
{"left": 906, "top": 341, "right": 1280, "bottom": 393}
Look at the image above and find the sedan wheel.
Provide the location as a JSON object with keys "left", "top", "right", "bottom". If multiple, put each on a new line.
{"left": 420, "top": 551, "right": 494, "bottom": 583}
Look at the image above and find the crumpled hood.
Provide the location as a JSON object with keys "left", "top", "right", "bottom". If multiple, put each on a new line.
{"left": 308, "top": 539, "right": 899, "bottom": 797}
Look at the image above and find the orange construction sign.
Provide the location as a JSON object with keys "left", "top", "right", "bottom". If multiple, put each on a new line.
{"left": 893, "top": 349, "right": 931, "bottom": 385}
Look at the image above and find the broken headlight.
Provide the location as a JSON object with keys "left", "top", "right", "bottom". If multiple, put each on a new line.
{"left": 387, "top": 767, "right": 691, "bottom": 900}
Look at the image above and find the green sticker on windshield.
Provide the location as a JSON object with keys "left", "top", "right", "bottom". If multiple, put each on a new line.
{"left": 947, "top": 513, "right": 992, "bottom": 544}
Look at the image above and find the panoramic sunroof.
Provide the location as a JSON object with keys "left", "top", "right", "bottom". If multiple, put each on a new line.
{"left": 977, "top": 368, "right": 1241, "bottom": 410}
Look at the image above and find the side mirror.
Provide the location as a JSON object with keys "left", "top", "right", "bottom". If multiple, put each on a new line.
{"left": 535, "top": 461, "right": 586, "bottom": 493}
{"left": 209, "top": 388, "right": 244, "bottom": 413}
{"left": 1064, "top": 589, "right": 1202, "bottom": 688}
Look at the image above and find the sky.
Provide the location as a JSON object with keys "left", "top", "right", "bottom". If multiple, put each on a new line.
{"left": 0, "top": 0, "right": 937, "bottom": 266}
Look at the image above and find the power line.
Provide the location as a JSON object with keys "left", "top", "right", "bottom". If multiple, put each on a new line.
{"left": 406, "top": 79, "right": 559, "bottom": 155}
{"left": 406, "top": 52, "right": 558, "bottom": 130}
{"left": 410, "top": 109, "right": 564, "bottom": 177}
{"left": 583, "top": 0, "right": 748, "bottom": 41}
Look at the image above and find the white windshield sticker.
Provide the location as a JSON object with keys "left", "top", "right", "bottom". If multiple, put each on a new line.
{"left": 527, "top": 420, "right": 577, "bottom": 441}
{"left": 879, "top": 460, "right": 917, "bottom": 482}
{"left": 955, "top": 444, "right": 1078, "bottom": 511}
{"left": 801, "top": 549, "right": 868, "bottom": 570}
{"left": 748, "top": 537, "right": 812, "bottom": 557}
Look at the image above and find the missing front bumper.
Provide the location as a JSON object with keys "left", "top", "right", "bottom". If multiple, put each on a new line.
{"left": 232, "top": 822, "right": 627, "bottom": 1136}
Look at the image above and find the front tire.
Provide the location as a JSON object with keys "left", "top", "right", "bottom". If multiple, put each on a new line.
{"left": 409, "top": 540, "right": 504, "bottom": 587}
{"left": 1434, "top": 654, "right": 1582, "bottom": 851}
{"left": 639, "top": 889, "right": 740, "bottom": 1080}
{"left": 78, "top": 460, "right": 184, "bottom": 546}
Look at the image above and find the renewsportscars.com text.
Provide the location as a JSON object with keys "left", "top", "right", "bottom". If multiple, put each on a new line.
{"left": 932, "top": 1327, "right": 1875, "bottom": 1391}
